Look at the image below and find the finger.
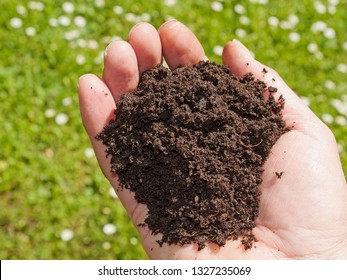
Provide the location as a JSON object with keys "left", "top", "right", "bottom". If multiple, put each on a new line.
{"left": 78, "top": 74, "right": 115, "bottom": 148}
{"left": 78, "top": 73, "right": 119, "bottom": 182}
{"left": 222, "top": 39, "right": 307, "bottom": 116}
{"left": 103, "top": 40, "right": 139, "bottom": 102}
{"left": 222, "top": 40, "right": 332, "bottom": 147}
{"left": 78, "top": 74, "right": 148, "bottom": 229}
{"left": 158, "top": 20, "right": 207, "bottom": 69}
{"left": 222, "top": 39, "right": 286, "bottom": 89}
{"left": 128, "top": 22, "right": 162, "bottom": 75}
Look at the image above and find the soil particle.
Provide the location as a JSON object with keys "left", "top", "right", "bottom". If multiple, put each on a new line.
{"left": 275, "top": 171, "right": 284, "bottom": 179}
{"left": 268, "top": 86, "right": 278, "bottom": 93}
{"left": 96, "top": 61, "right": 288, "bottom": 251}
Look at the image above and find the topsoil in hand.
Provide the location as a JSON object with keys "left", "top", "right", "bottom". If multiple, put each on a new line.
{"left": 97, "top": 61, "right": 288, "bottom": 250}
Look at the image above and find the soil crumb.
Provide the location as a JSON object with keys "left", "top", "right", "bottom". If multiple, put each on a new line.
{"left": 96, "top": 61, "right": 288, "bottom": 250}
{"left": 275, "top": 171, "right": 284, "bottom": 179}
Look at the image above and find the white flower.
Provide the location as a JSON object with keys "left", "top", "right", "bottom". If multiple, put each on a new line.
{"left": 113, "top": 6, "right": 124, "bottom": 15}
{"left": 125, "top": 13, "right": 138, "bottom": 23}
{"left": 55, "top": 113, "right": 69, "bottom": 125}
{"left": 280, "top": 21, "right": 292, "bottom": 30}
{"left": 87, "top": 40, "right": 98, "bottom": 49}
{"left": 314, "top": 1, "right": 326, "bottom": 14}
{"left": 239, "top": 15, "right": 250, "bottom": 25}
{"left": 328, "top": 0, "right": 339, "bottom": 6}
{"left": 84, "top": 147, "right": 95, "bottom": 158}
{"left": 331, "top": 99, "right": 341, "bottom": 109}
{"left": 323, "top": 28, "right": 336, "bottom": 39}
{"left": 289, "top": 32, "right": 300, "bottom": 43}
{"left": 250, "top": 0, "right": 268, "bottom": 3}
{"left": 311, "top": 21, "right": 327, "bottom": 33}
{"left": 74, "top": 16, "right": 86, "bottom": 27}
{"left": 300, "top": 96, "right": 311, "bottom": 106}
{"left": 10, "top": 18, "right": 23, "bottom": 28}
{"left": 62, "top": 2, "right": 75, "bottom": 14}
{"left": 64, "top": 30, "right": 80, "bottom": 40}
{"left": 337, "top": 143, "right": 343, "bottom": 153}
{"left": 25, "top": 27, "right": 36, "bottom": 37}
{"left": 45, "top": 109, "right": 56, "bottom": 118}
{"left": 103, "top": 224, "right": 117, "bottom": 235}
{"left": 16, "top": 5, "right": 27, "bottom": 16}
{"left": 213, "top": 45, "right": 223, "bottom": 56}
{"left": 324, "top": 80, "right": 336, "bottom": 90}
{"left": 321, "top": 113, "right": 334, "bottom": 124}
{"left": 307, "top": 42, "right": 318, "bottom": 53}
{"left": 314, "top": 51, "right": 323, "bottom": 60}
{"left": 331, "top": 99, "right": 347, "bottom": 115}
{"left": 130, "top": 237, "right": 138, "bottom": 245}
{"left": 211, "top": 1, "right": 223, "bottom": 12}
{"left": 328, "top": 5, "right": 336, "bottom": 14}
{"left": 140, "top": 13, "right": 151, "bottom": 22}
{"left": 49, "top": 18, "right": 58, "bottom": 27}
{"left": 102, "top": 207, "right": 111, "bottom": 215}
{"left": 102, "top": 242, "right": 111, "bottom": 250}
{"left": 58, "top": 15, "right": 71, "bottom": 26}
{"left": 288, "top": 14, "right": 299, "bottom": 26}
{"left": 94, "top": 51, "right": 104, "bottom": 65}
{"left": 235, "top": 28, "right": 246, "bottom": 38}
{"left": 164, "top": 0, "right": 177, "bottom": 6}
{"left": 69, "top": 42, "right": 77, "bottom": 49}
{"left": 268, "top": 16, "right": 279, "bottom": 27}
{"left": 234, "top": 4, "right": 245, "bottom": 14}
{"left": 77, "top": 38, "right": 87, "bottom": 48}
{"left": 95, "top": 0, "right": 105, "bottom": 7}
{"left": 60, "top": 229, "right": 74, "bottom": 241}
{"left": 109, "top": 187, "right": 118, "bottom": 199}
{"left": 0, "top": 160, "right": 8, "bottom": 172}
{"left": 28, "top": 1, "right": 45, "bottom": 11}
{"left": 337, "top": 63, "right": 347, "bottom": 73}
{"left": 335, "top": 116, "right": 347, "bottom": 126}
{"left": 76, "top": 54, "right": 86, "bottom": 65}
{"left": 62, "top": 97, "right": 72, "bottom": 106}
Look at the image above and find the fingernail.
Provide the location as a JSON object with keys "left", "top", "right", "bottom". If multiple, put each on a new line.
{"left": 104, "top": 43, "right": 111, "bottom": 57}
{"left": 78, "top": 74, "right": 85, "bottom": 87}
{"left": 232, "top": 39, "right": 253, "bottom": 58}
{"left": 159, "top": 19, "right": 178, "bottom": 30}
{"left": 104, "top": 39, "right": 123, "bottom": 57}
{"left": 128, "top": 22, "right": 146, "bottom": 40}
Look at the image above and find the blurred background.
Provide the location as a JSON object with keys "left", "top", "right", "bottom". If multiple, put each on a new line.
{"left": 0, "top": 0, "right": 346, "bottom": 259}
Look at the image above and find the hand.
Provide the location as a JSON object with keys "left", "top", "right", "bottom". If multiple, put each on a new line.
{"left": 78, "top": 20, "right": 347, "bottom": 259}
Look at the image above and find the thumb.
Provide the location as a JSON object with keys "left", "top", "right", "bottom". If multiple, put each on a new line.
{"left": 222, "top": 39, "right": 333, "bottom": 142}
{"left": 222, "top": 39, "right": 306, "bottom": 116}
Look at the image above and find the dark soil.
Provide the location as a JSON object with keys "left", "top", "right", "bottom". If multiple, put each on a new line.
{"left": 96, "top": 61, "right": 288, "bottom": 250}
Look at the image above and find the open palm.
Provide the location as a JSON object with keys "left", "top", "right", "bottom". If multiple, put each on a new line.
{"left": 78, "top": 20, "right": 347, "bottom": 259}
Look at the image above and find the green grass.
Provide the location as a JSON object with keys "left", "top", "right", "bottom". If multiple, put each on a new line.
{"left": 0, "top": 0, "right": 346, "bottom": 259}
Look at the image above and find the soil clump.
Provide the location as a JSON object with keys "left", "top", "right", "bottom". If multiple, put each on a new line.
{"left": 97, "top": 61, "right": 288, "bottom": 250}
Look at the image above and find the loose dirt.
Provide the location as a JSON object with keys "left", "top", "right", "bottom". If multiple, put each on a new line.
{"left": 97, "top": 61, "right": 288, "bottom": 250}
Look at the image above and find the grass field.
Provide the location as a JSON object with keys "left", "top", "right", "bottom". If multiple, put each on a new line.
{"left": 0, "top": 0, "right": 346, "bottom": 259}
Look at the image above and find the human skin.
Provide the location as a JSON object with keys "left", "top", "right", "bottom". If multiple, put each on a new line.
{"left": 78, "top": 20, "right": 347, "bottom": 259}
